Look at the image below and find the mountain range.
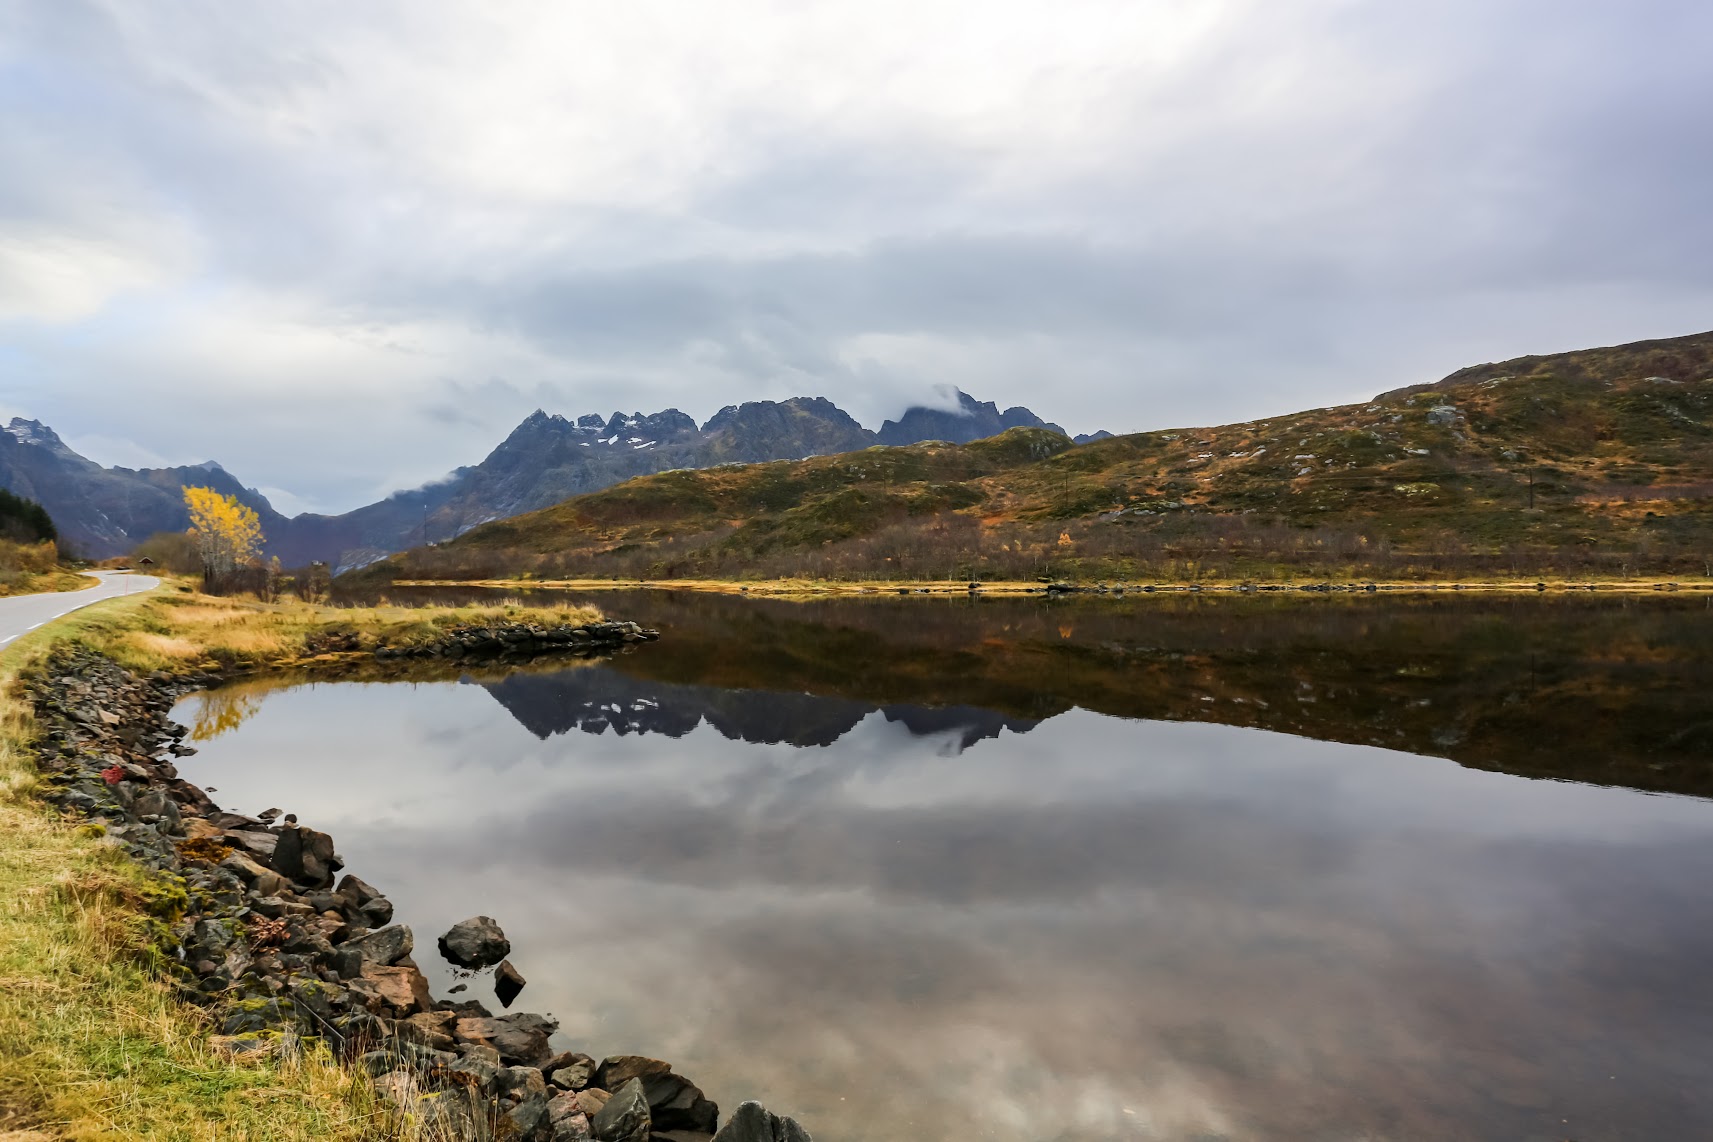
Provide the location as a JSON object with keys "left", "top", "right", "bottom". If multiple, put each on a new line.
{"left": 364, "top": 328, "right": 1713, "bottom": 584}
{"left": 0, "top": 390, "right": 1082, "bottom": 568}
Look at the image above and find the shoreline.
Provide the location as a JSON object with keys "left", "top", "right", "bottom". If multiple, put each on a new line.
{"left": 2, "top": 590, "right": 810, "bottom": 1141}
{"left": 389, "top": 575, "right": 1713, "bottom": 598}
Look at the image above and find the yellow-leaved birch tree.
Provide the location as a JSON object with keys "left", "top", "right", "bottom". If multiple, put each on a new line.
{"left": 182, "top": 487, "right": 263, "bottom": 578}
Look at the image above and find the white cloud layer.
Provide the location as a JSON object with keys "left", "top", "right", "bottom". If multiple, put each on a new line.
{"left": 2, "top": 0, "right": 1710, "bottom": 512}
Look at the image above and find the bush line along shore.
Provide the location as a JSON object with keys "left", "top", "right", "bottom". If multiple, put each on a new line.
{"left": 0, "top": 585, "right": 809, "bottom": 1142}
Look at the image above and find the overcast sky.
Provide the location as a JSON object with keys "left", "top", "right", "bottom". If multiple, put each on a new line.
{"left": 2, "top": 1, "right": 1710, "bottom": 515}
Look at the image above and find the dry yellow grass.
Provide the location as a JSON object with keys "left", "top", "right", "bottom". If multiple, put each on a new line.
{"left": 0, "top": 571, "right": 95, "bottom": 600}
{"left": 124, "top": 633, "right": 200, "bottom": 660}
{"left": 73, "top": 581, "right": 602, "bottom": 676}
{"left": 0, "top": 595, "right": 391, "bottom": 1139}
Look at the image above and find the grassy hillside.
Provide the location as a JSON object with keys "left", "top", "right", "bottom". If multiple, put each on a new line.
{"left": 361, "top": 330, "right": 1713, "bottom": 584}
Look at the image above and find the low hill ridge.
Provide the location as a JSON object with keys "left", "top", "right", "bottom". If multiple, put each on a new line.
{"left": 366, "top": 329, "right": 1713, "bottom": 583}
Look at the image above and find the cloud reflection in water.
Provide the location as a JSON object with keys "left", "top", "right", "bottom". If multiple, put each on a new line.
{"left": 174, "top": 666, "right": 1713, "bottom": 1141}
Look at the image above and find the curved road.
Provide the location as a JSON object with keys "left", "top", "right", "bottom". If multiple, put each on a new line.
{"left": 0, "top": 571, "right": 160, "bottom": 652}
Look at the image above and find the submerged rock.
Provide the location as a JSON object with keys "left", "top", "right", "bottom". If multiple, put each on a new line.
{"left": 439, "top": 914, "right": 511, "bottom": 969}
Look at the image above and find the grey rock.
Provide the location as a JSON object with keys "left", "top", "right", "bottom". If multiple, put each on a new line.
{"left": 271, "top": 826, "right": 339, "bottom": 887}
{"left": 220, "top": 851, "right": 285, "bottom": 897}
{"left": 549, "top": 1054, "right": 596, "bottom": 1091}
{"left": 712, "top": 1101, "right": 812, "bottom": 1142}
{"left": 270, "top": 826, "right": 304, "bottom": 882}
{"left": 452, "top": 1011, "right": 557, "bottom": 1066}
{"left": 334, "top": 873, "right": 395, "bottom": 927}
{"left": 326, "top": 946, "right": 363, "bottom": 980}
{"left": 439, "top": 915, "right": 511, "bottom": 969}
{"left": 498, "top": 1064, "right": 548, "bottom": 1100}
{"left": 508, "top": 1092, "right": 551, "bottom": 1139}
{"left": 459, "top": 1041, "right": 503, "bottom": 1066}
{"left": 595, "top": 1056, "right": 717, "bottom": 1134}
{"left": 133, "top": 788, "right": 182, "bottom": 832}
{"left": 546, "top": 1091, "right": 594, "bottom": 1140}
{"left": 358, "top": 897, "right": 394, "bottom": 927}
{"left": 591, "top": 1078, "right": 650, "bottom": 1142}
{"left": 222, "top": 828, "right": 277, "bottom": 859}
{"left": 448, "top": 1052, "right": 502, "bottom": 1094}
{"left": 347, "top": 925, "right": 413, "bottom": 967}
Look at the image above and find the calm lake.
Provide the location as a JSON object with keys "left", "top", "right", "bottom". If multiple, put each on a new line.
{"left": 175, "top": 592, "right": 1713, "bottom": 1141}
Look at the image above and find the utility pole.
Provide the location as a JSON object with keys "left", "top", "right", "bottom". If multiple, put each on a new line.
{"left": 423, "top": 502, "right": 430, "bottom": 547}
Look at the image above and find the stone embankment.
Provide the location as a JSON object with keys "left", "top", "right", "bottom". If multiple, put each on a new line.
{"left": 25, "top": 633, "right": 809, "bottom": 1142}
{"left": 373, "top": 620, "right": 658, "bottom": 661}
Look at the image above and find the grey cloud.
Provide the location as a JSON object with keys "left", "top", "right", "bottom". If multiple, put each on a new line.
{"left": 4, "top": 0, "right": 1713, "bottom": 508}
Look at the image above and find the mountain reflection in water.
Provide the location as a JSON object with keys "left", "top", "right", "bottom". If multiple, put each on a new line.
{"left": 177, "top": 592, "right": 1713, "bottom": 1141}
{"left": 481, "top": 668, "right": 1039, "bottom": 753}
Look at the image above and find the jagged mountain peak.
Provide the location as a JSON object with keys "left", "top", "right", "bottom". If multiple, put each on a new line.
{"left": 878, "top": 389, "right": 1067, "bottom": 445}
{"left": 0, "top": 387, "right": 1082, "bottom": 565}
{"left": 6, "top": 417, "right": 75, "bottom": 455}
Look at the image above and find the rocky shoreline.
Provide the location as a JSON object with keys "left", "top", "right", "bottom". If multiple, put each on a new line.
{"left": 23, "top": 625, "right": 810, "bottom": 1142}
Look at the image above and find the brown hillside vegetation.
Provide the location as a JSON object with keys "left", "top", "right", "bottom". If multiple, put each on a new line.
{"left": 359, "top": 330, "right": 1713, "bottom": 584}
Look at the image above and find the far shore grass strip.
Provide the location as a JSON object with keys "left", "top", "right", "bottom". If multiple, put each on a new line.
{"left": 389, "top": 575, "right": 1713, "bottom": 597}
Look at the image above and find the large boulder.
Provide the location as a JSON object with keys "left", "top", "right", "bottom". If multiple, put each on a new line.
{"left": 450, "top": 1011, "right": 557, "bottom": 1066}
{"left": 549, "top": 1053, "right": 596, "bottom": 1091}
{"left": 345, "top": 962, "right": 433, "bottom": 1018}
{"left": 346, "top": 924, "right": 413, "bottom": 967}
{"left": 272, "top": 825, "right": 341, "bottom": 888}
{"left": 508, "top": 1092, "right": 550, "bottom": 1139}
{"left": 438, "top": 915, "right": 511, "bottom": 969}
{"left": 595, "top": 1056, "right": 718, "bottom": 1134}
{"left": 590, "top": 1078, "right": 650, "bottom": 1142}
{"left": 713, "top": 1101, "right": 812, "bottom": 1142}
{"left": 334, "top": 873, "right": 393, "bottom": 927}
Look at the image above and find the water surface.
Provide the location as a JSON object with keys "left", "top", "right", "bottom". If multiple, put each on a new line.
{"left": 177, "top": 594, "right": 1713, "bottom": 1141}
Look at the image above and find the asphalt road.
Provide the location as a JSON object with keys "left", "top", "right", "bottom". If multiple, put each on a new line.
{"left": 0, "top": 571, "right": 160, "bottom": 651}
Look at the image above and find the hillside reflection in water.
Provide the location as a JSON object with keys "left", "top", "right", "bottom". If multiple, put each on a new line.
{"left": 176, "top": 593, "right": 1713, "bottom": 1141}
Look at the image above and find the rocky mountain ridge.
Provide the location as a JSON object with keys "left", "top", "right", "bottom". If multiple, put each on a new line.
{"left": 0, "top": 390, "right": 1082, "bottom": 568}
{"left": 0, "top": 418, "right": 293, "bottom": 562}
